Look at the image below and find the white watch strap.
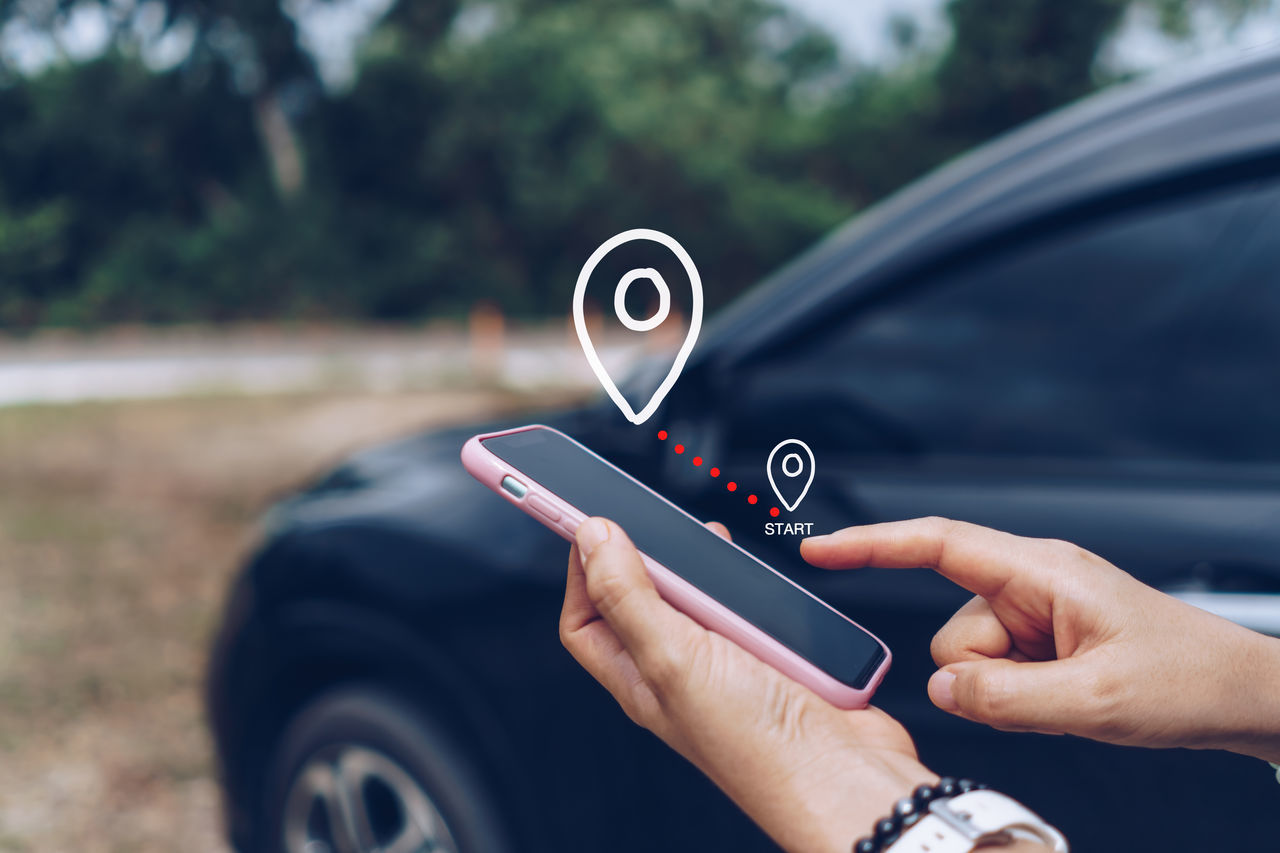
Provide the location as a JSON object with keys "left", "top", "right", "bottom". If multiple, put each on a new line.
{"left": 888, "top": 790, "right": 1069, "bottom": 853}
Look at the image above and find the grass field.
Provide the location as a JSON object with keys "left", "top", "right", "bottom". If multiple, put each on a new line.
{"left": 0, "top": 389, "right": 563, "bottom": 852}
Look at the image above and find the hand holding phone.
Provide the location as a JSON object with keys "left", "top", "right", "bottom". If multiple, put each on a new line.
{"left": 561, "top": 515, "right": 935, "bottom": 853}
{"left": 461, "top": 424, "right": 891, "bottom": 708}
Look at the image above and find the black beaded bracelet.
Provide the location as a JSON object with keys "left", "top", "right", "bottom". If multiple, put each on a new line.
{"left": 851, "top": 777, "right": 988, "bottom": 853}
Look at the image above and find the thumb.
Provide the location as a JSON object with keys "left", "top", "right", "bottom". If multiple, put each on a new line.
{"left": 575, "top": 517, "right": 695, "bottom": 679}
{"left": 928, "top": 658, "right": 1094, "bottom": 735}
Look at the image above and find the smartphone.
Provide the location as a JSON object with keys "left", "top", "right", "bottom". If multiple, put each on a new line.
{"left": 461, "top": 424, "right": 890, "bottom": 709}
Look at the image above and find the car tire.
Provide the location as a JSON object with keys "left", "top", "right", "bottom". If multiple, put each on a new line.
{"left": 260, "top": 684, "right": 517, "bottom": 853}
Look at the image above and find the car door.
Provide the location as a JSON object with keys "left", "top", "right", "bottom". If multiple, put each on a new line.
{"left": 728, "top": 169, "right": 1280, "bottom": 617}
{"left": 712, "top": 169, "right": 1280, "bottom": 852}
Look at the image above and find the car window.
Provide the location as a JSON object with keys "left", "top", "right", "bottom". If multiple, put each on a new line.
{"left": 747, "top": 176, "right": 1280, "bottom": 463}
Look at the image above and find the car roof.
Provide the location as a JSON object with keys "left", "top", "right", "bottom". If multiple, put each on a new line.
{"left": 697, "top": 44, "right": 1280, "bottom": 369}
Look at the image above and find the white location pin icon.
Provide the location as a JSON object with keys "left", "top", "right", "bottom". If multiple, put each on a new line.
{"left": 767, "top": 439, "right": 815, "bottom": 513}
{"left": 573, "top": 228, "right": 703, "bottom": 425}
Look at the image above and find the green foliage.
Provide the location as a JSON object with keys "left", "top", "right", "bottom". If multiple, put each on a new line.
{"left": 0, "top": 55, "right": 264, "bottom": 327}
{"left": 308, "top": 0, "right": 854, "bottom": 312}
{"left": 0, "top": 0, "right": 1270, "bottom": 329}
{"left": 0, "top": 200, "right": 70, "bottom": 326}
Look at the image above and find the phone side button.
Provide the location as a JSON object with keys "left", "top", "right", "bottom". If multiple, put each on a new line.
{"left": 526, "top": 495, "right": 562, "bottom": 523}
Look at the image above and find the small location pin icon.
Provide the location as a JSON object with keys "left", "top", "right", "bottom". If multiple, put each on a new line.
{"left": 767, "top": 439, "right": 815, "bottom": 513}
{"left": 573, "top": 228, "right": 703, "bottom": 425}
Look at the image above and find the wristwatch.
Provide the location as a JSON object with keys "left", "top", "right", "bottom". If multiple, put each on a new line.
{"left": 888, "top": 790, "right": 1069, "bottom": 852}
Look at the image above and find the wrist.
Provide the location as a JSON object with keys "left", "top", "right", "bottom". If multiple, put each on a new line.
{"left": 1218, "top": 628, "right": 1280, "bottom": 763}
{"left": 838, "top": 756, "right": 940, "bottom": 843}
{"left": 797, "top": 753, "right": 937, "bottom": 853}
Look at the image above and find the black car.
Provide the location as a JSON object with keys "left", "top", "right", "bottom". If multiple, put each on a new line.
{"left": 208, "top": 47, "right": 1280, "bottom": 853}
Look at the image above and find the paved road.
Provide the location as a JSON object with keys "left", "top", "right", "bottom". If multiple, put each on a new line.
{"left": 0, "top": 328, "right": 645, "bottom": 406}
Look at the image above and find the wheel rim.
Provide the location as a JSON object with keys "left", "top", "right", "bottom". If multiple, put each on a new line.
{"left": 282, "top": 744, "right": 460, "bottom": 853}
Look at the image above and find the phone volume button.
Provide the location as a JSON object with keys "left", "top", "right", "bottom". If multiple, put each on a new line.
{"left": 526, "top": 495, "right": 562, "bottom": 523}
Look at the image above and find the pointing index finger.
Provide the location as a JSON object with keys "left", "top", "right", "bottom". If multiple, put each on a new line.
{"left": 800, "top": 517, "right": 1039, "bottom": 599}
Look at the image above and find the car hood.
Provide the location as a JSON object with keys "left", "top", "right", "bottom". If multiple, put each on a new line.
{"left": 258, "top": 405, "right": 629, "bottom": 598}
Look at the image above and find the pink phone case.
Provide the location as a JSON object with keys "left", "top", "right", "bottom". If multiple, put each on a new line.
{"left": 461, "top": 424, "right": 890, "bottom": 709}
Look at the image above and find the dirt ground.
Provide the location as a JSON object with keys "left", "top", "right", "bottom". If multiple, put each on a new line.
{"left": 0, "top": 389, "right": 566, "bottom": 852}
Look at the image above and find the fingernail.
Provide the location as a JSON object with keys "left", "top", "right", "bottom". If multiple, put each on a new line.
{"left": 930, "top": 670, "right": 958, "bottom": 711}
{"left": 576, "top": 517, "right": 611, "bottom": 559}
{"left": 803, "top": 533, "right": 831, "bottom": 544}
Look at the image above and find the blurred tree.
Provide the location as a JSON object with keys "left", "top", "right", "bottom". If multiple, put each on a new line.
{"left": 0, "top": 0, "right": 1272, "bottom": 328}
{"left": 0, "top": 0, "right": 317, "bottom": 196}
{"left": 816, "top": 0, "right": 1271, "bottom": 203}
{"left": 934, "top": 0, "right": 1267, "bottom": 138}
{"left": 0, "top": 200, "right": 69, "bottom": 326}
{"left": 305, "top": 0, "right": 852, "bottom": 315}
{"left": 0, "top": 55, "right": 263, "bottom": 326}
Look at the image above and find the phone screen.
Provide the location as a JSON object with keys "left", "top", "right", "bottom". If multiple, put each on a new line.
{"left": 482, "top": 427, "right": 885, "bottom": 689}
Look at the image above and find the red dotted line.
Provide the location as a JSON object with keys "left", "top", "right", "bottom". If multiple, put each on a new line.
{"left": 657, "top": 429, "right": 780, "bottom": 517}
